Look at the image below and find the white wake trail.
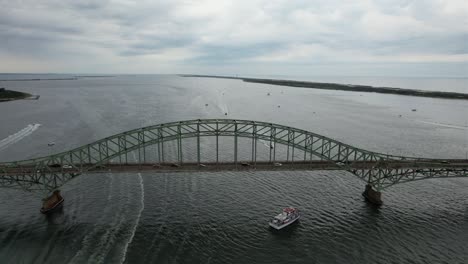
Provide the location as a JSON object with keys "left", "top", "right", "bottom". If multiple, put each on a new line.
{"left": 121, "top": 172, "right": 145, "bottom": 264}
{"left": 216, "top": 89, "right": 229, "bottom": 114}
{"left": 120, "top": 152, "right": 145, "bottom": 263}
{"left": 259, "top": 139, "right": 274, "bottom": 148}
{"left": 0, "top": 124, "right": 41, "bottom": 151}
{"left": 406, "top": 118, "right": 468, "bottom": 130}
{"left": 68, "top": 173, "right": 115, "bottom": 264}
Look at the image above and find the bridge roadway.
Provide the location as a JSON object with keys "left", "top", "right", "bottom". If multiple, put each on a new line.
{"left": 5, "top": 159, "right": 468, "bottom": 174}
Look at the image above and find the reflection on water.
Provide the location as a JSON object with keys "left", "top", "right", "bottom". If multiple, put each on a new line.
{"left": 45, "top": 206, "right": 65, "bottom": 225}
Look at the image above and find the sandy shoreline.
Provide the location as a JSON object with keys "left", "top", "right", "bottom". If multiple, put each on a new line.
{"left": 181, "top": 74, "right": 468, "bottom": 100}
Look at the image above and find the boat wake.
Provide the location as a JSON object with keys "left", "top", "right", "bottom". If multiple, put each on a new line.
{"left": 0, "top": 123, "right": 41, "bottom": 151}
{"left": 259, "top": 139, "right": 274, "bottom": 149}
{"left": 120, "top": 172, "right": 145, "bottom": 264}
{"left": 408, "top": 119, "right": 467, "bottom": 130}
{"left": 68, "top": 173, "right": 116, "bottom": 264}
{"left": 68, "top": 152, "right": 143, "bottom": 263}
{"left": 216, "top": 89, "right": 229, "bottom": 115}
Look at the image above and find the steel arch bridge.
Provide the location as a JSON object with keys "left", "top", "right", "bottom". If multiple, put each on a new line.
{"left": 1, "top": 119, "right": 467, "bottom": 197}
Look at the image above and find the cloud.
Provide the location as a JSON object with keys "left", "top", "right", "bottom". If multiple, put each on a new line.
{"left": 0, "top": 0, "right": 467, "bottom": 75}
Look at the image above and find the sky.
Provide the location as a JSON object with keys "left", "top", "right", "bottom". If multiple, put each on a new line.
{"left": 0, "top": 0, "right": 467, "bottom": 76}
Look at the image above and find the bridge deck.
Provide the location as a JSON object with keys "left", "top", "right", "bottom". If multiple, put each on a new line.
{"left": 3, "top": 160, "right": 468, "bottom": 174}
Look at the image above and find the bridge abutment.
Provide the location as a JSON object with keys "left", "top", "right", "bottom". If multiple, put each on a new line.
{"left": 362, "top": 184, "right": 383, "bottom": 205}
{"left": 41, "top": 190, "right": 64, "bottom": 214}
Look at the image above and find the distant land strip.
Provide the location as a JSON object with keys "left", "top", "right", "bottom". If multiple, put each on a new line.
{"left": 74, "top": 75, "right": 115, "bottom": 78}
{"left": 0, "top": 75, "right": 114, "bottom": 82}
{"left": 180, "top": 74, "right": 468, "bottom": 100}
{"left": 0, "top": 77, "right": 78, "bottom": 81}
{"left": 0, "top": 88, "right": 38, "bottom": 102}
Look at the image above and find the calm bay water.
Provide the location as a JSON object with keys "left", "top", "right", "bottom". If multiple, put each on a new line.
{"left": 0, "top": 75, "right": 467, "bottom": 263}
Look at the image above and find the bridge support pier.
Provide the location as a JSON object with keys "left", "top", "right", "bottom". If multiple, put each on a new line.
{"left": 41, "top": 190, "right": 64, "bottom": 214}
{"left": 362, "top": 184, "right": 382, "bottom": 205}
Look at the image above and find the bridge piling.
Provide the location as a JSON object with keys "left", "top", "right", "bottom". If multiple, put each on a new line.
{"left": 41, "top": 190, "right": 63, "bottom": 213}
{"left": 362, "top": 184, "right": 383, "bottom": 205}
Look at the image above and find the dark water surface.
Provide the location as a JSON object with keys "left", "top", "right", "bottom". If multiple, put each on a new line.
{"left": 0, "top": 75, "right": 467, "bottom": 263}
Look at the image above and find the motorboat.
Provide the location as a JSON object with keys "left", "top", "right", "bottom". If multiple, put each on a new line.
{"left": 269, "top": 207, "right": 300, "bottom": 230}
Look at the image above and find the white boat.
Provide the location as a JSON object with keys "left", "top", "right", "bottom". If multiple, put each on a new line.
{"left": 269, "top": 207, "right": 300, "bottom": 230}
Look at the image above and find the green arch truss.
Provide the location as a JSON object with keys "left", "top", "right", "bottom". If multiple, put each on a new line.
{"left": 0, "top": 119, "right": 467, "bottom": 192}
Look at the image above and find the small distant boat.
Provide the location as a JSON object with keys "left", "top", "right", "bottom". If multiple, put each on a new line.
{"left": 48, "top": 142, "right": 55, "bottom": 146}
{"left": 269, "top": 207, "right": 300, "bottom": 230}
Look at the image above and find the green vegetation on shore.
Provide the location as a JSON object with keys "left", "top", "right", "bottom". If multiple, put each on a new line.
{"left": 0, "top": 88, "right": 33, "bottom": 102}
{"left": 181, "top": 74, "right": 468, "bottom": 100}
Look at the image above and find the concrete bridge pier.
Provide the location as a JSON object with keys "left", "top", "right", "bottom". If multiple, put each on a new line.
{"left": 362, "top": 184, "right": 383, "bottom": 205}
{"left": 41, "top": 190, "right": 64, "bottom": 213}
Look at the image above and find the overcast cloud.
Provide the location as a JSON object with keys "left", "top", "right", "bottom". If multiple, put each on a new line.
{"left": 0, "top": 0, "right": 467, "bottom": 76}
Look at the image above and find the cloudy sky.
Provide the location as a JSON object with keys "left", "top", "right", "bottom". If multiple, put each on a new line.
{"left": 1, "top": 0, "right": 467, "bottom": 76}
